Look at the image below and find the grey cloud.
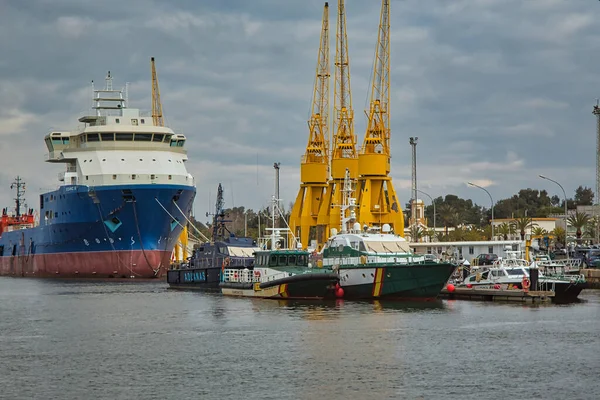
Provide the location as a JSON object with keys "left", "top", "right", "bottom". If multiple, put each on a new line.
{"left": 1, "top": 0, "right": 600, "bottom": 216}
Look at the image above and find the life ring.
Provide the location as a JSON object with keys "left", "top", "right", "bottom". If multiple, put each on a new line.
{"left": 253, "top": 270, "right": 261, "bottom": 278}
{"left": 233, "top": 272, "right": 238, "bottom": 280}
{"left": 222, "top": 257, "right": 230, "bottom": 269}
{"left": 522, "top": 277, "right": 531, "bottom": 290}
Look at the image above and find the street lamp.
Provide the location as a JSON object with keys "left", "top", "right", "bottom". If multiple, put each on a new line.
{"left": 468, "top": 182, "right": 494, "bottom": 240}
{"left": 416, "top": 189, "right": 436, "bottom": 242}
{"left": 539, "top": 174, "right": 568, "bottom": 257}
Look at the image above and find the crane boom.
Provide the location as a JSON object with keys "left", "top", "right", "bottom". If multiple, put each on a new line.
{"left": 315, "top": 0, "right": 358, "bottom": 246}
{"left": 151, "top": 57, "right": 164, "bottom": 127}
{"left": 355, "top": 0, "right": 404, "bottom": 236}
{"left": 362, "top": 0, "right": 390, "bottom": 159}
{"left": 305, "top": 3, "right": 330, "bottom": 165}
{"left": 332, "top": 0, "right": 357, "bottom": 172}
{"left": 289, "top": 2, "right": 330, "bottom": 249}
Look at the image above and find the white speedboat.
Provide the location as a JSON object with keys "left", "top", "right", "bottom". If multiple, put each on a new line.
{"left": 457, "top": 253, "right": 585, "bottom": 303}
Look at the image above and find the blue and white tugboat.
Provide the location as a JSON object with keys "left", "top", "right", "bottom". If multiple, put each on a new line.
{"left": 0, "top": 71, "right": 196, "bottom": 278}
{"left": 167, "top": 183, "right": 260, "bottom": 290}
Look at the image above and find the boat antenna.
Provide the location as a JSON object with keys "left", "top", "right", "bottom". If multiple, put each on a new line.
{"left": 338, "top": 168, "right": 357, "bottom": 233}
{"left": 10, "top": 176, "right": 26, "bottom": 217}
{"left": 206, "top": 183, "right": 231, "bottom": 243}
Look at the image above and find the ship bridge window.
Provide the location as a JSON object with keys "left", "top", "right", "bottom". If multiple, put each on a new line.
{"left": 177, "top": 140, "right": 185, "bottom": 147}
{"left": 101, "top": 133, "right": 114, "bottom": 141}
{"left": 51, "top": 138, "right": 63, "bottom": 144}
{"left": 269, "top": 254, "right": 277, "bottom": 265}
{"left": 86, "top": 133, "right": 100, "bottom": 142}
{"left": 297, "top": 254, "right": 307, "bottom": 266}
{"left": 135, "top": 133, "right": 152, "bottom": 141}
{"left": 278, "top": 255, "right": 287, "bottom": 265}
{"left": 116, "top": 133, "right": 133, "bottom": 141}
{"left": 152, "top": 134, "right": 164, "bottom": 142}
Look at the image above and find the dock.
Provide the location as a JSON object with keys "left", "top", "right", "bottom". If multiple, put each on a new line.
{"left": 581, "top": 269, "right": 600, "bottom": 289}
{"left": 439, "top": 287, "right": 554, "bottom": 303}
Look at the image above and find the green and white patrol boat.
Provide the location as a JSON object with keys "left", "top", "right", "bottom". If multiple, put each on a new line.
{"left": 319, "top": 170, "right": 457, "bottom": 300}
{"left": 220, "top": 196, "right": 338, "bottom": 300}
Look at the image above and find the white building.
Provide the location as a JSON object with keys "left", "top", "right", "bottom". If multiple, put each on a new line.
{"left": 410, "top": 240, "right": 525, "bottom": 263}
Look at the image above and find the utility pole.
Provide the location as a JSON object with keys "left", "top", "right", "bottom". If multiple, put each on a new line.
{"left": 409, "top": 137, "right": 418, "bottom": 240}
{"left": 274, "top": 162, "right": 281, "bottom": 228}
{"left": 593, "top": 100, "right": 600, "bottom": 243}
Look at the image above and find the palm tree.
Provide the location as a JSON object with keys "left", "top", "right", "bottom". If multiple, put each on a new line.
{"left": 496, "top": 222, "right": 514, "bottom": 240}
{"left": 567, "top": 211, "right": 590, "bottom": 244}
{"left": 426, "top": 228, "right": 436, "bottom": 242}
{"left": 438, "top": 204, "right": 457, "bottom": 236}
{"left": 550, "top": 227, "right": 566, "bottom": 248}
{"left": 532, "top": 226, "right": 548, "bottom": 237}
{"left": 510, "top": 216, "right": 536, "bottom": 240}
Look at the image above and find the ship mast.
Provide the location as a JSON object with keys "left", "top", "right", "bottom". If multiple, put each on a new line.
{"left": 151, "top": 57, "right": 164, "bottom": 127}
{"left": 317, "top": 0, "right": 358, "bottom": 245}
{"left": 289, "top": 2, "right": 330, "bottom": 249}
{"left": 10, "top": 176, "right": 26, "bottom": 217}
{"left": 356, "top": 0, "right": 404, "bottom": 235}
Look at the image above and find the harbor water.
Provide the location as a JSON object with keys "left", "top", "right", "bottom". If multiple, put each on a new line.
{"left": 1, "top": 278, "right": 599, "bottom": 400}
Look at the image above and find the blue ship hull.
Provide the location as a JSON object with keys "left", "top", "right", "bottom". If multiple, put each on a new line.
{"left": 0, "top": 184, "right": 196, "bottom": 278}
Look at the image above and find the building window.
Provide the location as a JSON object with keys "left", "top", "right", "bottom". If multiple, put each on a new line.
{"left": 132, "top": 174, "right": 136, "bottom": 180}
{"left": 168, "top": 175, "right": 172, "bottom": 180}
{"left": 488, "top": 246, "right": 493, "bottom": 254}
{"left": 426, "top": 247, "right": 431, "bottom": 254}
{"left": 140, "top": 119, "right": 145, "bottom": 124}
{"left": 469, "top": 246, "right": 474, "bottom": 255}
{"left": 86, "top": 176, "right": 88, "bottom": 180}
{"left": 150, "top": 174, "right": 156, "bottom": 180}
{"left": 112, "top": 175, "right": 117, "bottom": 180}
{"left": 116, "top": 118, "right": 120, "bottom": 123}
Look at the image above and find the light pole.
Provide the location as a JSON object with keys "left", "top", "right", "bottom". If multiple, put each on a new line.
{"left": 468, "top": 182, "right": 494, "bottom": 240}
{"left": 539, "top": 174, "right": 568, "bottom": 257}
{"left": 416, "top": 189, "right": 435, "bottom": 242}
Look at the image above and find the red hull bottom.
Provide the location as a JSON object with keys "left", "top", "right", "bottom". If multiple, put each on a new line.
{"left": 0, "top": 250, "right": 171, "bottom": 279}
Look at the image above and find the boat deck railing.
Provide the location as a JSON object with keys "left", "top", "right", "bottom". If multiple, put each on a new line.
{"left": 222, "top": 268, "right": 293, "bottom": 284}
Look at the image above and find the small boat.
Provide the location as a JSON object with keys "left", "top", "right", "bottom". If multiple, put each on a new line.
{"left": 220, "top": 248, "right": 339, "bottom": 299}
{"left": 457, "top": 253, "right": 586, "bottom": 303}
{"left": 319, "top": 169, "right": 457, "bottom": 300}
{"left": 167, "top": 183, "right": 260, "bottom": 291}
{"left": 219, "top": 187, "right": 338, "bottom": 299}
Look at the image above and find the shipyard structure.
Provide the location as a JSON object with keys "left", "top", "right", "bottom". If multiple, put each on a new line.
{"left": 289, "top": 0, "right": 404, "bottom": 250}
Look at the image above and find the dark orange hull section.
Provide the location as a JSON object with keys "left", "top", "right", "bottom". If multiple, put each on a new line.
{"left": 0, "top": 250, "right": 171, "bottom": 279}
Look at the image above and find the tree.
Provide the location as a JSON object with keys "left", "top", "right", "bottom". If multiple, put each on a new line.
{"left": 574, "top": 186, "right": 594, "bottom": 206}
{"left": 438, "top": 204, "right": 457, "bottom": 236}
{"left": 510, "top": 216, "right": 536, "bottom": 240}
{"left": 567, "top": 211, "right": 590, "bottom": 244}
{"left": 496, "top": 222, "right": 514, "bottom": 240}
{"left": 551, "top": 227, "right": 566, "bottom": 248}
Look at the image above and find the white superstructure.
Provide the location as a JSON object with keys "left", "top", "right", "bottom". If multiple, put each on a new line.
{"left": 43, "top": 72, "right": 194, "bottom": 188}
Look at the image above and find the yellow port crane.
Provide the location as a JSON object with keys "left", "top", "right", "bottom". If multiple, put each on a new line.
{"left": 151, "top": 56, "right": 164, "bottom": 127}
{"left": 316, "top": 0, "right": 358, "bottom": 245}
{"left": 356, "top": 0, "right": 404, "bottom": 234}
{"left": 289, "top": 2, "right": 330, "bottom": 249}
{"left": 151, "top": 57, "right": 189, "bottom": 260}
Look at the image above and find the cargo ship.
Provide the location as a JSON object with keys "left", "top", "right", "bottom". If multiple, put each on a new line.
{"left": 0, "top": 72, "right": 196, "bottom": 278}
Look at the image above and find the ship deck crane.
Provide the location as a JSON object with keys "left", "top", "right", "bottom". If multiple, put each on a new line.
{"left": 152, "top": 57, "right": 188, "bottom": 261}
{"left": 151, "top": 57, "right": 164, "bottom": 127}
{"left": 289, "top": 2, "right": 330, "bottom": 249}
{"left": 356, "top": 0, "right": 404, "bottom": 235}
{"left": 316, "top": 0, "right": 358, "bottom": 246}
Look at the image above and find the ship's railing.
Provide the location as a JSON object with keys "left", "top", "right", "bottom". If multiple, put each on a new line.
{"left": 223, "top": 269, "right": 261, "bottom": 283}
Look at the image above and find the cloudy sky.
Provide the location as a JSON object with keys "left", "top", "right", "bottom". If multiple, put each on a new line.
{"left": 1, "top": 0, "right": 599, "bottom": 222}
